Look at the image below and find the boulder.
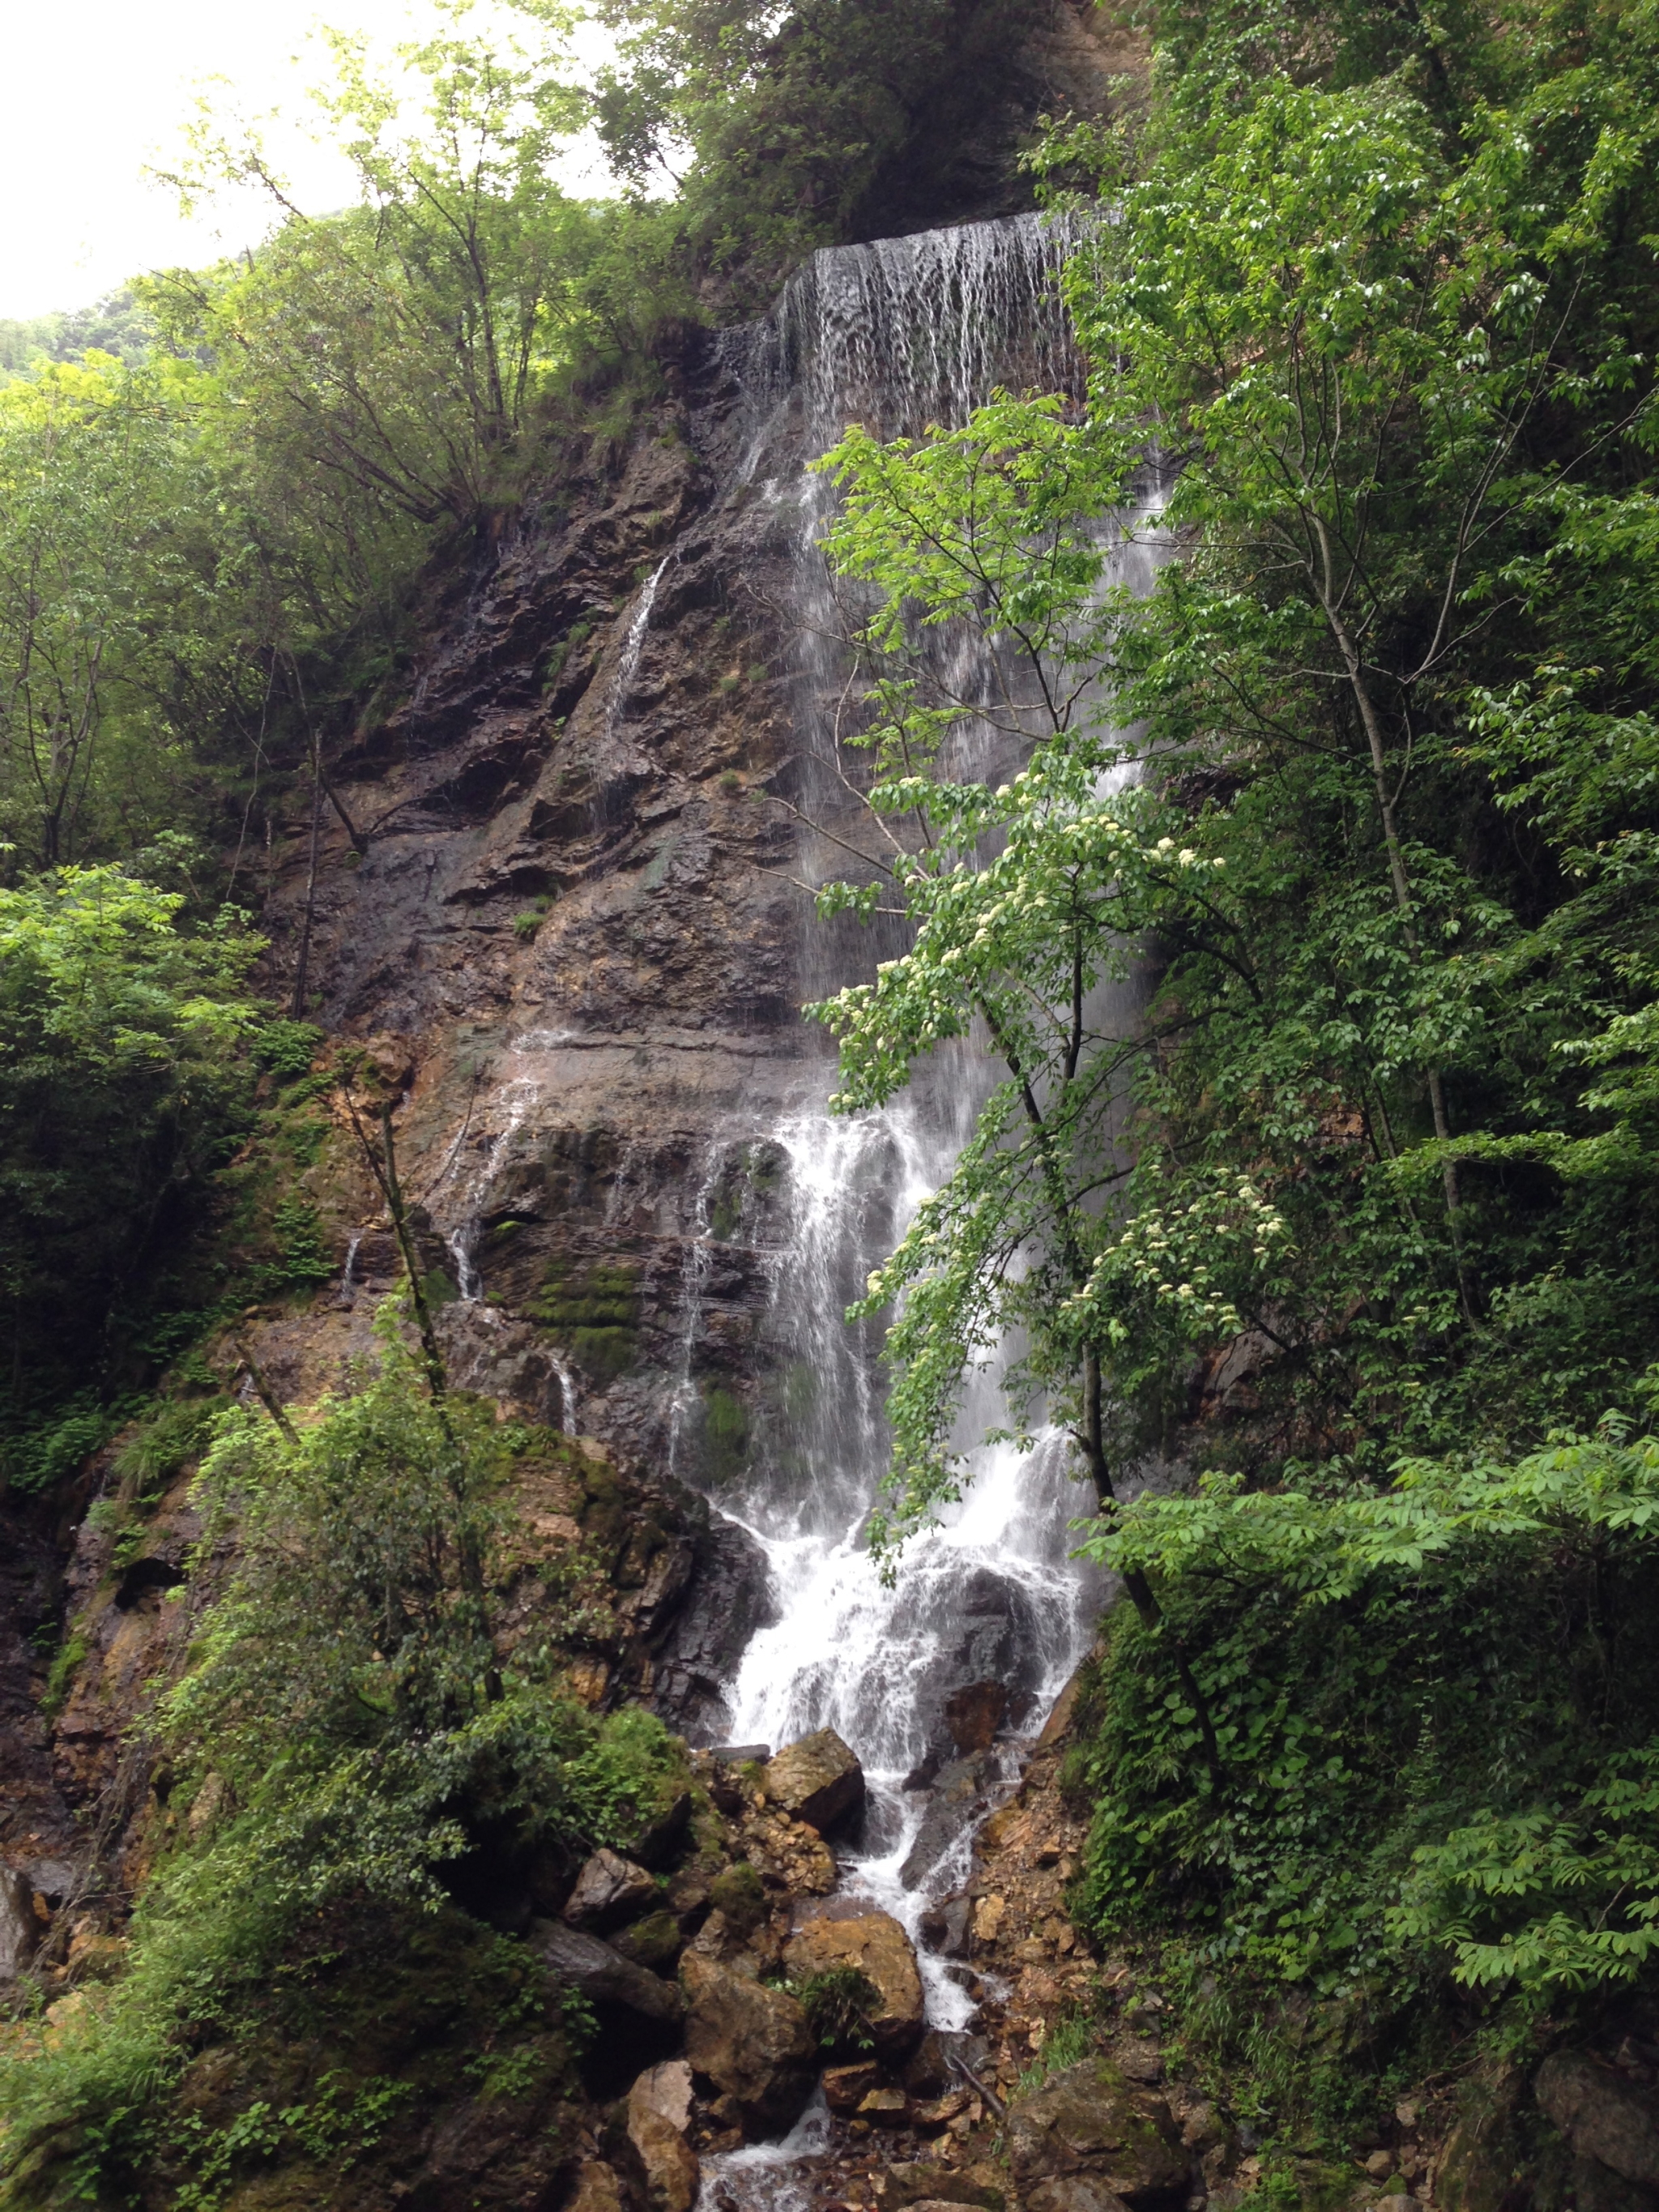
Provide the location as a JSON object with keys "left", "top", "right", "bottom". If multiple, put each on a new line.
{"left": 1007, "top": 2060, "right": 1189, "bottom": 2210}
{"left": 626, "top": 2061, "right": 699, "bottom": 2212}
{"left": 613, "top": 1908, "right": 685, "bottom": 1973}
{"left": 534, "top": 1920, "right": 685, "bottom": 2031}
{"left": 1537, "top": 2052, "right": 1659, "bottom": 2189}
{"left": 761, "top": 1728, "right": 864, "bottom": 1834}
{"left": 563, "top": 1848, "right": 658, "bottom": 1932}
{"left": 944, "top": 1680, "right": 1009, "bottom": 1755}
{"left": 0, "top": 1865, "right": 38, "bottom": 1982}
{"left": 783, "top": 1911, "right": 925, "bottom": 2061}
{"left": 680, "top": 1952, "right": 817, "bottom": 2137}
{"left": 886, "top": 2163, "right": 1007, "bottom": 2210}
{"left": 919, "top": 1896, "right": 973, "bottom": 1957}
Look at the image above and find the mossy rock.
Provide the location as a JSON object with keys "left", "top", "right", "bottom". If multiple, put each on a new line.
{"left": 612, "top": 1908, "right": 684, "bottom": 1972}
{"left": 699, "top": 1381, "right": 749, "bottom": 1485}
{"left": 527, "top": 1258, "right": 640, "bottom": 1378}
{"left": 709, "top": 1860, "right": 767, "bottom": 1936}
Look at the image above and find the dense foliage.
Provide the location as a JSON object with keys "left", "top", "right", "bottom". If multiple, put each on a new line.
{"left": 0, "top": 868, "right": 259, "bottom": 1479}
{"left": 592, "top": 0, "right": 1047, "bottom": 294}
{"left": 808, "top": 0, "right": 1659, "bottom": 2077}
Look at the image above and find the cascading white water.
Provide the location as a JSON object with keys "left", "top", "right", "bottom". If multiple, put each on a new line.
{"left": 685, "top": 226, "right": 1128, "bottom": 2191}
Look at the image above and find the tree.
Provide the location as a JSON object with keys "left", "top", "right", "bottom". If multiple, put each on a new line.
{"left": 151, "top": 2, "right": 624, "bottom": 529}
{"left": 808, "top": 0, "right": 1659, "bottom": 1537}
{"left": 591, "top": 0, "right": 1047, "bottom": 297}
{"left": 0, "top": 866, "right": 259, "bottom": 1462}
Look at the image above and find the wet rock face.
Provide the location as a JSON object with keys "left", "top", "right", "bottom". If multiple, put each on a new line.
{"left": 1006, "top": 2060, "right": 1191, "bottom": 2210}
{"left": 944, "top": 1680, "right": 1009, "bottom": 1756}
{"left": 900, "top": 1752, "right": 997, "bottom": 1890}
{"left": 680, "top": 1951, "right": 817, "bottom": 2134}
{"left": 783, "top": 1910, "right": 925, "bottom": 2062}
{"left": 762, "top": 1727, "right": 865, "bottom": 1834}
{"left": 650, "top": 1508, "right": 778, "bottom": 1742}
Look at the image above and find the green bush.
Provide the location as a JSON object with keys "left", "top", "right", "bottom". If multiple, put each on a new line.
{"left": 1073, "top": 1411, "right": 1659, "bottom": 2031}
{"left": 787, "top": 1965, "right": 881, "bottom": 2053}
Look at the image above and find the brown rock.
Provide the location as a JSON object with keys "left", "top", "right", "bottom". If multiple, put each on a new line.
{"left": 627, "top": 2061, "right": 699, "bottom": 2212}
{"left": 913, "top": 2090, "right": 974, "bottom": 2129}
{"left": 825, "top": 2061, "right": 883, "bottom": 2112}
{"left": 761, "top": 1728, "right": 864, "bottom": 1833}
{"left": 1007, "top": 2060, "right": 1189, "bottom": 2209}
{"left": 680, "top": 1952, "right": 816, "bottom": 2136}
{"left": 944, "top": 1680, "right": 1009, "bottom": 1754}
{"left": 858, "top": 2087, "right": 910, "bottom": 2121}
{"left": 886, "top": 2163, "right": 1007, "bottom": 2210}
{"left": 1537, "top": 2052, "right": 1659, "bottom": 2189}
{"left": 564, "top": 1847, "right": 659, "bottom": 1932}
{"left": 565, "top": 2161, "right": 628, "bottom": 2212}
{"left": 783, "top": 1911, "right": 925, "bottom": 2061}
{"left": 971, "top": 1895, "right": 1006, "bottom": 1943}
{"left": 1025, "top": 2184, "right": 1132, "bottom": 2212}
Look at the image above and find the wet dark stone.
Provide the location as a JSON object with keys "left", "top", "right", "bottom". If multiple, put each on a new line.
{"left": 899, "top": 1753, "right": 996, "bottom": 1891}
{"left": 651, "top": 1506, "right": 778, "bottom": 1743}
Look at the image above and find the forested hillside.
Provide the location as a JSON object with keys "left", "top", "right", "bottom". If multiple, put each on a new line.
{"left": 2, "top": 0, "right": 1658, "bottom": 2206}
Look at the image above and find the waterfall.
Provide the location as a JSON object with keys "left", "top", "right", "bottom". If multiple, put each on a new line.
{"left": 684, "top": 218, "right": 1137, "bottom": 2138}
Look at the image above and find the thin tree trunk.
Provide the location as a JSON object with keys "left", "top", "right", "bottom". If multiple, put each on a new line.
{"left": 1077, "top": 1345, "right": 1226, "bottom": 1791}
{"left": 1325, "top": 609, "right": 1474, "bottom": 1312}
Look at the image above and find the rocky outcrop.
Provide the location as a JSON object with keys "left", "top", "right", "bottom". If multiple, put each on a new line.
{"left": 886, "top": 2164, "right": 1008, "bottom": 2209}
{"left": 762, "top": 1727, "right": 864, "bottom": 1834}
{"left": 944, "top": 1680, "right": 1009, "bottom": 1755}
{"left": 1006, "top": 2059, "right": 1191, "bottom": 2210}
{"left": 680, "top": 1951, "right": 817, "bottom": 2134}
{"left": 783, "top": 1909, "right": 924, "bottom": 2061}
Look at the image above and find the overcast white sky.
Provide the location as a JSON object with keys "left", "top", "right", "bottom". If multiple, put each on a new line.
{"left": 0, "top": 0, "right": 615, "bottom": 320}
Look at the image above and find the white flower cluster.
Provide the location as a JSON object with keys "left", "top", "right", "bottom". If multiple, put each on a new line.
{"left": 1068, "top": 1175, "right": 1288, "bottom": 1336}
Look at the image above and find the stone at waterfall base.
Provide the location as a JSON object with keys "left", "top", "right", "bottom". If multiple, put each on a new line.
{"left": 625, "top": 2060, "right": 700, "bottom": 2212}
{"left": 1006, "top": 2060, "right": 1190, "bottom": 2210}
{"left": 680, "top": 1952, "right": 817, "bottom": 2135}
{"left": 783, "top": 1910, "right": 924, "bottom": 2061}
{"left": 761, "top": 1727, "right": 866, "bottom": 1833}
{"left": 825, "top": 2060, "right": 883, "bottom": 2112}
